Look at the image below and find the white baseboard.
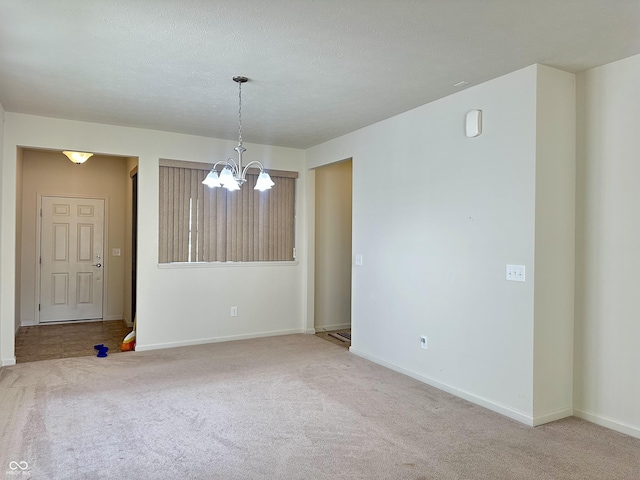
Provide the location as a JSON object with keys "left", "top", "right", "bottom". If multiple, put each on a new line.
{"left": 532, "top": 407, "right": 573, "bottom": 426}
{"left": 349, "top": 346, "right": 534, "bottom": 426}
{"left": 135, "top": 328, "right": 306, "bottom": 352}
{"left": 315, "top": 323, "right": 350, "bottom": 332}
{"left": 574, "top": 408, "right": 640, "bottom": 439}
{"left": 304, "top": 328, "right": 316, "bottom": 334}
{"left": 27, "top": 318, "right": 123, "bottom": 327}
{"left": 1, "top": 357, "right": 17, "bottom": 367}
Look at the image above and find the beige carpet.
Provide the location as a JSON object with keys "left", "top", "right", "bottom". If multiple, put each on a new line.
{"left": 0, "top": 334, "right": 638, "bottom": 479}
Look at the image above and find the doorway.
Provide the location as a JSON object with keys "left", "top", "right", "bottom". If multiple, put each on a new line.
{"left": 314, "top": 159, "right": 353, "bottom": 338}
{"left": 18, "top": 150, "right": 134, "bottom": 326}
{"left": 14, "top": 149, "right": 135, "bottom": 362}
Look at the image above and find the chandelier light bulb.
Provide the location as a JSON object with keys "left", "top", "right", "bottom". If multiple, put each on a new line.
{"left": 203, "top": 169, "right": 221, "bottom": 187}
{"left": 254, "top": 171, "right": 275, "bottom": 191}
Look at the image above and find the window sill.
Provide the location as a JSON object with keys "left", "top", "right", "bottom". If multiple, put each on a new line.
{"left": 158, "top": 260, "right": 298, "bottom": 269}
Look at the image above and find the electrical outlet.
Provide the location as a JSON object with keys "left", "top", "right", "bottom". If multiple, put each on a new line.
{"left": 420, "top": 335, "right": 428, "bottom": 350}
{"left": 230, "top": 306, "right": 238, "bottom": 317}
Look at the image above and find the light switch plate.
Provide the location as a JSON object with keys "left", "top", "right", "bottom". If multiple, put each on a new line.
{"left": 506, "top": 264, "right": 525, "bottom": 282}
{"left": 355, "top": 254, "right": 363, "bottom": 266}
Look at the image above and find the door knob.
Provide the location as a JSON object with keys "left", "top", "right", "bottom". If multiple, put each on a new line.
{"left": 92, "top": 263, "right": 102, "bottom": 268}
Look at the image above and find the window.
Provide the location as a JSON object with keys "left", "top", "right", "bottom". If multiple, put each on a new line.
{"left": 159, "top": 159, "right": 297, "bottom": 263}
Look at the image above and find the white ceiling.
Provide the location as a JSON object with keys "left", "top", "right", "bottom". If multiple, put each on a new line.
{"left": 0, "top": 1, "right": 638, "bottom": 149}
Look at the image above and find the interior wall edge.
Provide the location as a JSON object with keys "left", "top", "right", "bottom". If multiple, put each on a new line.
{"left": 1, "top": 357, "right": 16, "bottom": 367}
{"left": 349, "top": 347, "right": 535, "bottom": 427}
{"left": 574, "top": 409, "right": 640, "bottom": 440}
{"left": 135, "top": 328, "right": 306, "bottom": 352}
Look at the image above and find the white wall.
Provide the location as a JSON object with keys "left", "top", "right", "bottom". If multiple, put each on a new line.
{"left": 0, "top": 100, "right": 8, "bottom": 364}
{"left": 0, "top": 101, "right": 17, "bottom": 365}
{"left": 307, "top": 65, "right": 576, "bottom": 426}
{"left": 574, "top": 54, "right": 640, "bottom": 438}
{"left": 0, "top": 114, "right": 306, "bottom": 363}
{"left": 314, "top": 159, "right": 352, "bottom": 331}
{"left": 19, "top": 150, "right": 129, "bottom": 325}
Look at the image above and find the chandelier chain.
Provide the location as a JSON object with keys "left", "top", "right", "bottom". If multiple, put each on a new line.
{"left": 238, "top": 80, "right": 243, "bottom": 146}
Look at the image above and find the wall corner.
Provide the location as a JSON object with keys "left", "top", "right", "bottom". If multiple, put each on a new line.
{"left": 532, "top": 65, "right": 576, "bottom": 419}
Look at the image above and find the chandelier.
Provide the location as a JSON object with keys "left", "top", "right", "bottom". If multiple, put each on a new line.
{"left": 202, "top": 76, "right": 274, "bottom": 192}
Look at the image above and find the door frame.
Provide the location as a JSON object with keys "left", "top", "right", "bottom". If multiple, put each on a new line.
{"left": 34, "top": 193, "right": 110, "bottom": 324}
{"left": 131, "top": 167, "right": 138, "bottom": 325}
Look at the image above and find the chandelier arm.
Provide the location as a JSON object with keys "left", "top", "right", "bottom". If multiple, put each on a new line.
{"left": 226, "top": 157, "right": 239, "bottom": 174}
{"left": 210, "top": 158, "right": 240, "bottom": 174}
{"left": 240, "top": 160, "right": 265, "bottom": 181}
{"left": 211, "top": 160, "right": 234, "bottom": 171}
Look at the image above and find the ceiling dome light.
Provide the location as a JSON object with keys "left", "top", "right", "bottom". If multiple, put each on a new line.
{"left": 62, "top": 151, "right": 93, "bottom": 164}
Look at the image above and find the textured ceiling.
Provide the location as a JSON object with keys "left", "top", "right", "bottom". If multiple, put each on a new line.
{"left": 0, "top": 1, "right": 638, "bottom": 149}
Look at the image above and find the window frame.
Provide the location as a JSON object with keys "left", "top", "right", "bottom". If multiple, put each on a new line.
{"left": 158, "top": 159, "right": 298, "bottom": 265}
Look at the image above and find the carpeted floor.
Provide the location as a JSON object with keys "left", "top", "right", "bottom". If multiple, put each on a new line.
{"left": 1, "top": 334, "right": 638, "bottom": 479}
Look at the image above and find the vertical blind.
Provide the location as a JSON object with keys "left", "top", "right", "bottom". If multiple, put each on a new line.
{"left": 159, "top": 161, "right": 296, "bottom": 263}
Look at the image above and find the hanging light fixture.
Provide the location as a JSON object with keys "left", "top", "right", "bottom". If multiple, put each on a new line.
{"left": 62, "top": 151, "right": 93, "bottom": 164}
{"left": 202, "top": 76, "right": 275, "bottom": 192}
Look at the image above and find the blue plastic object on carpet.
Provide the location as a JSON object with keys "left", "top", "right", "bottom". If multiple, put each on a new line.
{"left": 94, "top": 344, "right": 109, "bottom": 357}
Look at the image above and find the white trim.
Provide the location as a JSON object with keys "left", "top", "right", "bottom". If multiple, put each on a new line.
{"left": 31, "top": 318, "right": 105, "bottom": 326}
{"left": 158, "top": 260, "right": 298, "bottom": 269}
{"left": 315, "top": 323, "right": 350, "bottom": 332}
{"left": 349, "top": 346, "right": 535, "bottom": 426}
{"left": 1, "top": 357, "right": 17, "bottom": 367}
{"left": 34, "top": 194, "right": 42, "bottom": 324}
{"left": 532, "top": 407, "right": 573, "bottom": 426}
{"left": 574, "top": 408, "right": 640, "bottom": 439}
{"left": 33, "top": 317, "right": 127, "bottom": 323}
{"left": 304, "top": 328, "right": 316, "bottom": 334}
{"left": 135, "top": 329, "right": 305, "bottom": 352}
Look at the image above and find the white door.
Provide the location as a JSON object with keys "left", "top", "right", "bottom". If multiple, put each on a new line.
{"left": 39, "top": 196, "right": 105, "bottom": 323}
